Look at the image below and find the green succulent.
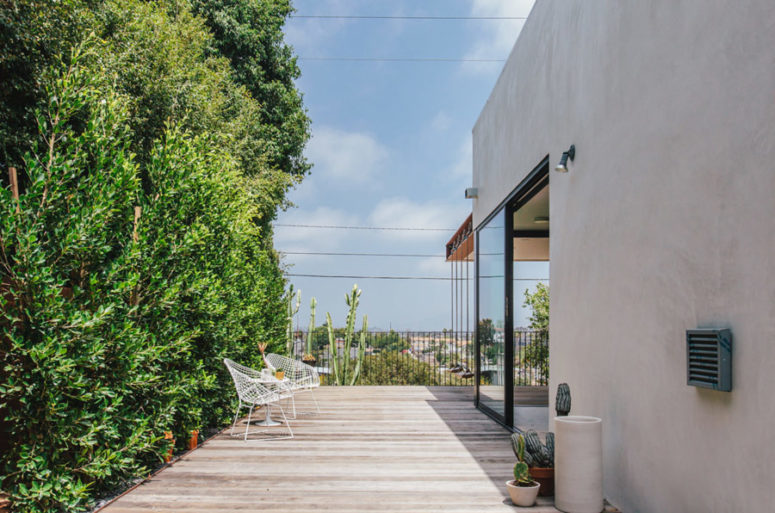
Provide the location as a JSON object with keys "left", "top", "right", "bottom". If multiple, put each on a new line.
{"left": 513, "top": 461, "right": 533, "bottom": 486}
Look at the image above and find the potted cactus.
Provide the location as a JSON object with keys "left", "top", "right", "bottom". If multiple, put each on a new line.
{"left": 511, "top": 430, "right": 555, "bottom": 496}
{"left": 506, "top": 436, "right": 541, "bottom": 506}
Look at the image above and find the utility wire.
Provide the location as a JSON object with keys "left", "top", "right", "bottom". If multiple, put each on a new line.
{"left": 287, "top": 273, "right": 547, "bottom": 281}
{"left": 289, "top": 273, "right": 451, "bottom": 281}
{"left": 278, "top": 251, "right": 444, "bottom": 257}
{"left": 300, "top": 57, "right": 505, "bottom": 63}
{"left": 275, "top": 223, "right": 454, "bottom": 231}
{"left": 277, "top": 250, "right": 502, "bottom": 257}
{"left": 291, "top": 15, "right": 528, "bottom": 20}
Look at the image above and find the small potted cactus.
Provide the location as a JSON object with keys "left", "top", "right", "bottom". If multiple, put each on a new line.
{"left": 506, "top": 436, "right": 541, "bottom": 506}
{"left": 511, "top": 430, "right": 555, "bottom": 496}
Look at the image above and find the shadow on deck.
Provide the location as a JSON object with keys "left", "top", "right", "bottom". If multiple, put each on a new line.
{"left": 100, "top": 386, "right": 561, "bottom": 512}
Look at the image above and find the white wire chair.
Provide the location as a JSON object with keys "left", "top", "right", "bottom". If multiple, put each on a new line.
{"left": 223, "top": 358, "right": 294, "bottom": 440}
{"left": 264, "top": 353, "right": 321, "bottom": 417}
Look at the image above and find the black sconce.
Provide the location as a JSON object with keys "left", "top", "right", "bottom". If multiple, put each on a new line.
{"left": 555, "top": 144, "right": 576, "bottom": 172}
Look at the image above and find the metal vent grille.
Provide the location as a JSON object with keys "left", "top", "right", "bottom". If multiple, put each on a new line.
{"left": 686, "top": 329, "right": 732, "bottom": 392}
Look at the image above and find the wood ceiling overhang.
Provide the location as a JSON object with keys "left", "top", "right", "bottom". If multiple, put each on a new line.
{"left": 445, "top": 213, "right": 473, "bottom": 262}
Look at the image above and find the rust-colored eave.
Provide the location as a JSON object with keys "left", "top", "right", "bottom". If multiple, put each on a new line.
{"left": 445, "top": 213, "right": 474, "bottom": 262}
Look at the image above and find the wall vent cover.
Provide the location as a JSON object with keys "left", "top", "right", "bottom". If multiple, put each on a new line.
{"left": 686, "top": 329, "right": 732, "bottom": 392}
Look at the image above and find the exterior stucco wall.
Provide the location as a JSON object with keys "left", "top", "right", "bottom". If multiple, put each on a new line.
{"left": 472, "top": 1, "right": 775, "bottom": 512}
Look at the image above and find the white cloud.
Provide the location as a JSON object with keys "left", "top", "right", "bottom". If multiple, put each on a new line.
{"left": 306, "top": 126, "right": 389, "bottom": 183}
{"left": 417, "top": 256, "right": 452, "bottom": 275}
{"left": 368, "top": 197, "right": 469, "bottom": 241}
{"left": 430, "top": 111, "right": 453, "bottom": 132}
{"left": 461, "top": 0, "right": 535, "bottom": 73}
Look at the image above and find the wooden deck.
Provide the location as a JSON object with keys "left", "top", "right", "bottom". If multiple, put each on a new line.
{"left": 101, "top": 387, "right": 564, "bottom": 512}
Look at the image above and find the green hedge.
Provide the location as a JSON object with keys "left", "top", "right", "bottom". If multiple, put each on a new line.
{"left": 0, "top": 48, "right": 289, "bottom": 513}
{"left": 0, "top": 0, "right": 307, "bottom": 510}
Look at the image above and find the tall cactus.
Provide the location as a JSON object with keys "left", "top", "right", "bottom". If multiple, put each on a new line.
{"left": 285, "top": 286, "right": 301, "bottom": 355}
{"left": 349, "top": 316, "right": 368, "bottom": 386}
{"left": 326, "top": 313, "right": 339, "bottom": 383}
{"left": 512, "top": 433, "right": 526, "bottom": 461}
{"left": 327, "top": 284, "right": 367, "bottom": 386}
{"left": 306, "top": 297, "right": 317, "bottom": 356}
{"left": 556, "top": 383, "right": 571, "bottom": 416}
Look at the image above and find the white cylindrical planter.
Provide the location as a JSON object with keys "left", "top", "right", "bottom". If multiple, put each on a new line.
{"left": 554, "top": 416, "right": 603, "bottom": 513}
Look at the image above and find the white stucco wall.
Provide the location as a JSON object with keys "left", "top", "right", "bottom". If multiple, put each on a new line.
{"left": 472, "top": 1, "right": 775, "bottom": 512}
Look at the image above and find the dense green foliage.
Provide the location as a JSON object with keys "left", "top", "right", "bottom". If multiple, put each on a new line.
{"left": 0, "top": 0, "right": 307, "bottom": 510}
{"left": 189, "top": 0, "right": 310, "bottom": 179}
{"left": 521, "top": 284, "right": 549, "bottom": 380}
{"left": 522, "top": 283, "right": 549, "bottom": 332}
{"left": 357, "top": 352, "right": 468, "bottom": 386}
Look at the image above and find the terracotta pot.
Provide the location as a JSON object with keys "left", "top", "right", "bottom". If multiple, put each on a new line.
{"left": 188, "top": 430, "right": 199, "bottom": 450}
{"left": 0, "top": 492, "right": 11, "bottom": 513}
{"left": 164, "top": 431, "right": 174, "bottom": 463}
{"left": 529, "top": 467, "right": 554, "bottom": 496}
{"left": 505, "top": 480, "right": 540, "bottom": 507}
{"left": 275, "top": 370, "right": 285, "bottom": 380}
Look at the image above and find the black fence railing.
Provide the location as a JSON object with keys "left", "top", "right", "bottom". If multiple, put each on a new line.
{"left": 292, "top": 331, "right": 473, "bottom": 386}
{"left": 514, "top": 330, "right": 549, "bottom": 386}
{"left": 289, "top": 329, "right": 548, "bottom": 387}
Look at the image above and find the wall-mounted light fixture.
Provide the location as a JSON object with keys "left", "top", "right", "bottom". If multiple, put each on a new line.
{"left": 555, "top": 144, "right": 576, "bottom": 172}
{"left": 464, "top": 187, "right": 478, "bottom": 199}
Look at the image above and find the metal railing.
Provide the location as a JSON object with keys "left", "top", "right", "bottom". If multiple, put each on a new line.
{"left": 514, "top": 329, "right": 549, "bottom": 386}
{"left": 292, "top": 331, "right": 473, "bottom": 386}
{"left": 289, "top": 329, "right": 548, "bottom": 386}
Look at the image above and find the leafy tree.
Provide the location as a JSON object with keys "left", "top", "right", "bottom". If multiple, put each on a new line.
{"left": 0, "top": 0, "right": 94, "bottom": 168}
{"left": 1, "top": 0, "right": 307, "bottom": 220}
{"left": 189, "top": 0, "right": 311, "bottom": 179}
{"left": 478, "top": 318, "right": 502, "bottom": 364}
{"left": 370, "top": 330, "right": 409, "bottom": 352}
{"left": 0, "top": 11, "right": 298, "bottom": 508}
{"left": 0, "top": 2, "right": 307, "bottom": 509}
{"left": 523, "top": 283, "right": 549, "bottom": 331}
{"left": 1, "top": 56, "right": 158, "bottom": 512}
{"left": 522, "top": 284, "right": 549, "bottom": 381}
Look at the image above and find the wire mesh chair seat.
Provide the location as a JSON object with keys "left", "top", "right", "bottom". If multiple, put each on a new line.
{"left": 264, "top": 353, "right": 321, "bottom": 417}
{"left": 223, "top": 358, "right": 294, "bottom": 440}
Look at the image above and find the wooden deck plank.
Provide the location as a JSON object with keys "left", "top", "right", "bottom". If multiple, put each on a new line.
{"left": 101, "top": 386, "right": 562, "bottom": 513}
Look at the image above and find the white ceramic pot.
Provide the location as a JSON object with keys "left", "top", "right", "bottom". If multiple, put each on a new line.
{"left": 505, "top": 480, "right": 540, "bottom": 507}
{"left": 554, "top": 416, "right": 603, "bottom": 513}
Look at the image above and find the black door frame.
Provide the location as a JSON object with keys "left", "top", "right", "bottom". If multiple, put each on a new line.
{"left": 475, "top": 156, "right": 549, "bottom": 429}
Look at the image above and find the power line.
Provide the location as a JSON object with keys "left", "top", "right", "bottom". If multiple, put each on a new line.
{"left": 275, "top": 223, "right": 455, "bottom": 231}
{"left": 299, "top": 57, "right": 505, "bottom": 63}
{"left": 279, "top": 251, "right": 444, "bottom": 257}
{"left": 278, "top": 250, "right": 504, "bottom": 257}
{"left": 289, "top": 273, "right": 451, "bottom": 281}
{"left": 287, "top": 273, "right": 547, "bottom": 281}
{"left": 291, "top": 15, "right": 528, "bottom": 20}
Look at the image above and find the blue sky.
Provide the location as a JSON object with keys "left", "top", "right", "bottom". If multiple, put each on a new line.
{"left": 275, "top": 0, "right": 540, "bottom": 331}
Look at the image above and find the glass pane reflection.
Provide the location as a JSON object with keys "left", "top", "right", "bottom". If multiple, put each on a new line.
{"left": 478, "top": 210, "right": 505, "bottom": 417}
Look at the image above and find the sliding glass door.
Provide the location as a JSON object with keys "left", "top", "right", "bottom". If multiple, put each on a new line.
{"left": 476, "top": 158, "right": 549, "bottom": 429}
{"left": 475, "top": 209, "right": 512, "bottom": 424}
